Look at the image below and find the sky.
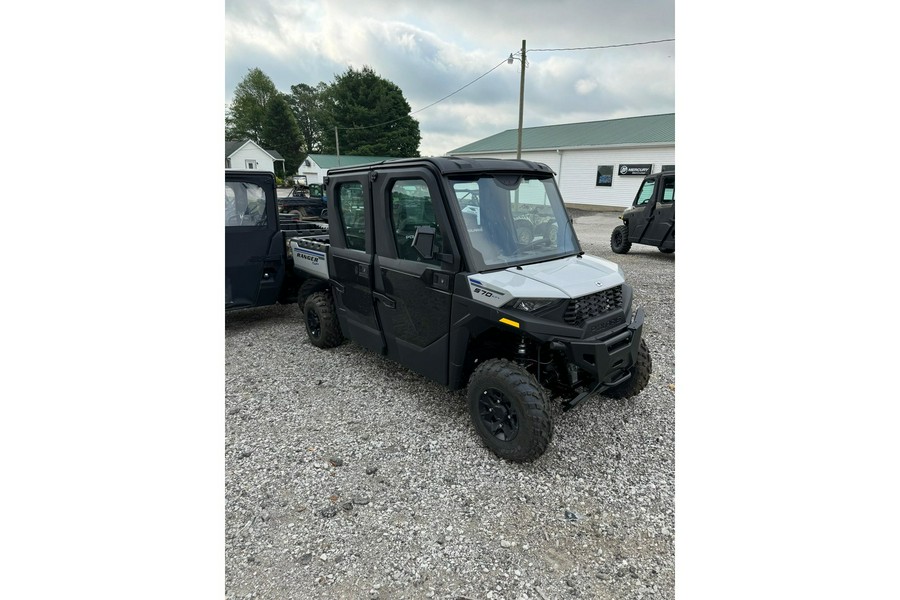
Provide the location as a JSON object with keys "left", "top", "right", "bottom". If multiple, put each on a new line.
{"left": 224, "top": 0, "right": 674, "bottom": 156}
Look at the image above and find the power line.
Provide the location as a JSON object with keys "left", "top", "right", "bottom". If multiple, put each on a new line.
{"left": 335, "top": 38, "right": 674, "bottom": 132}
{"left": 337, "top": 57, "right": 509, "bottom": 131}
{"left": 528, "top": 38, "right": 674, "bottom": 52}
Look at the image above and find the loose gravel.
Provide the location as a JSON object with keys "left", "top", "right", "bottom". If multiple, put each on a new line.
{"left": 225, "top": 211, "right": 675, "bottom": 600}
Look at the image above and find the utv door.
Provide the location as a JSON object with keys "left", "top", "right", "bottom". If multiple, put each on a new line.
{"left": 643, "top": 173, "right": 675, "bottom": 248}
{"left": 628, "top": 176, "right": 657, "bottom": 243}
{"left": 329, "top": 177, "right": 385, "bottom": 353}
{"left": 225, "top": 172, "right": 284, "bottom": 309}
{"left": 371, "top": 168, "right": 460, "bottom": 385}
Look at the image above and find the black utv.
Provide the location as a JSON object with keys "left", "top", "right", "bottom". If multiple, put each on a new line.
{"left": 611, "top": 170, "right": 674, "bottom": 254}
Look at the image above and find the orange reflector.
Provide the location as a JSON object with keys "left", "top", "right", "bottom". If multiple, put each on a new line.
{"left": 499, "top": 318, "right": 520, "bottom": 328}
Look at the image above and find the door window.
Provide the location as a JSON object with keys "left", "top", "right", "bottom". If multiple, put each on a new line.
{"left": 225, "top": 181, "right": 267, "bottom": 227}
{"left": 634, "top": 179, "right": 656, "bottom": 206}
{"left": 336, "top": 182, "right": 366, "bottom": 250}
{"left": 661, "top": 177, "right": 675, "bottom": 203}
{"left": 388, "top": 179, "right": 443, "bottom": 265}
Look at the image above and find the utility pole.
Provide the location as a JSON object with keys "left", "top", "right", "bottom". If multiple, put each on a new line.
{"left": 516, "top": 39, "right": 526, "bottom": 160}
{"left": 334, "top": 126, "right": 341, "bottom": 166}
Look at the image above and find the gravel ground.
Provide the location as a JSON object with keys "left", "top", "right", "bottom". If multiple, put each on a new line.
{"left": 225, "top": 211, "right": 675, "bottom": 600}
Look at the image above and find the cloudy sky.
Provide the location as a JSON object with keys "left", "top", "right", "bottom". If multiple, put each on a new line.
{"left": 225, "top": 0, "right": 674, "bottom": 156}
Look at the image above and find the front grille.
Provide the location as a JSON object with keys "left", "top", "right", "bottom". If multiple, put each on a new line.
{"left": 564, "top": 285, "right": 624, "bottom": 326}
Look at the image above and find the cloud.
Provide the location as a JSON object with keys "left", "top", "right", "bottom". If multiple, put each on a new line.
{"left": 225, "top": 0, "right": 674, "bottom": 155}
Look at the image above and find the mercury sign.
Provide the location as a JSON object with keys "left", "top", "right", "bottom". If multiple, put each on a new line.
{"left": 618, "top": 164, "right": 652, "bottom": 176}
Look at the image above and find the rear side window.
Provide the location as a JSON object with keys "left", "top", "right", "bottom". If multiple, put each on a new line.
{"left": 634, "top": 179, "right": 656, "bottom": 206}
{"left": 225, "top": 181, "right": 267, "bottom": 227}
{"left": 661, "top": 177, "right": 675, "bottom": 203}
{"left": 336, "top": 182, "right": 365, "bottom": 250}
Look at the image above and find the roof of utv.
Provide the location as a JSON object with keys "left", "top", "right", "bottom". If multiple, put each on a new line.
{"left": 325, "top": 156, "right": 555, "bottom": 177}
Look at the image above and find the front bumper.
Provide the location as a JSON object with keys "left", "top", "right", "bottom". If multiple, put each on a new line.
{"left": 559, "top": 307, "right": 645, "bottom": 410}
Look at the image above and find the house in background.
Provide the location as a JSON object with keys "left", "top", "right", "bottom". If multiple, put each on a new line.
{"left": 297, "top": 154, "right": 403, "bottom": 185}
{"left": 450, "top": 113, "right": 674, "bottom": 211}
{"left": 225, "top": 139, "right": 285, "bottom": 174}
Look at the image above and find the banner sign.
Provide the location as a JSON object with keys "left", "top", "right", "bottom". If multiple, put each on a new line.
{"left": 618, "top": 164, "right": 652, "bottom": 176}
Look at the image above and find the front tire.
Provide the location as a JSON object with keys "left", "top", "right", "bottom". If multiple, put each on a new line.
{"left": 303, "top": 290, "right": 343, "bottom": 348}
{"left": 603, "top": 338, "right": 652, "bottom": 399}
{"left": 467, "top": 359, "right": 552, "bottom": 462}
{"left": 659, "top": 247, "right": 674, "bottom": 254}
{"left": 611, "top": 225, "right": 631, "bottom": 254}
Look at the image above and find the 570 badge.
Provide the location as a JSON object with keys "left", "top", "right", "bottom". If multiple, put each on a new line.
{"left": 473, "top": 287, "right": 503, "bottom": 299}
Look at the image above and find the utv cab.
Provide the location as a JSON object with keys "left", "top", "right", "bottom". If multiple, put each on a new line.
{"left": 611, "top": 170, "right": 674, "bottom": 254}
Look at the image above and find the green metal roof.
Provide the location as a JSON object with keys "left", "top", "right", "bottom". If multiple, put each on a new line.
{"left": 306, "top": 154, "right": 405, "bottom": 169}
{"left": 450, "top": 113, "right": 674, "bottom": 154}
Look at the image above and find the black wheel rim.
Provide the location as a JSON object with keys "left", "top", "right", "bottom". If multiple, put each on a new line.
{"left": 478, "top": 388, "right": 519, "bottom": 441}
{"left": 306, "top": 309, "right": 321, "bottom": 338}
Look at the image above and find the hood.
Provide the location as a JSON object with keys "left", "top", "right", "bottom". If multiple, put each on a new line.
{"left": 467, "top": 255, "right": 625, "bottom": 308}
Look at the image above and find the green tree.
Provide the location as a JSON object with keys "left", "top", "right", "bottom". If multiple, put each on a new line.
{"left": 319, "top": 66, "right": 420, "bottom": 157}
{"left": 225, "top": 68, "right": 279, "bottom": 143}
{"left": 261, "top": 93, "right": 304, "bottom": 179}
{"left": 289, "top": 82, "right": 328, "bottom": 155}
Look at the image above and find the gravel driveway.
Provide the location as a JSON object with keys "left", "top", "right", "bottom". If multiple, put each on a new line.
{"left": 225, "top": 211, "right": 675, "bottom": 600}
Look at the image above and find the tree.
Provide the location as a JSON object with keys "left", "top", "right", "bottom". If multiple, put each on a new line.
{"left": 225, "top": 68, "right": 279, "bottom": 143}
{"left": 288, "top": 82, "right": 328, "bottom": 155}
{"left": 261, "top": 93, "right": 304, "bottom": 179}
{"left": 319, "top": 66, "right": 420, "bottom": 157}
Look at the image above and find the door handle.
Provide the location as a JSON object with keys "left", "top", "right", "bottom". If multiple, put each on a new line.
{"left": 355, "top": 263, "right": 369, "bottom": 277}
{"left": 373, "top": 292, "right": 396, "bottom": 309}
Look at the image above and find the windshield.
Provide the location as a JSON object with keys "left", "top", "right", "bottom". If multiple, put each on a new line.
{"left": 449, "top": 174, "right": 579, "bottom": 271}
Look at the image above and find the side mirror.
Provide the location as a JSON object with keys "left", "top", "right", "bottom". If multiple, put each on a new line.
{"left": 412, "top": 226, "right": 436, "bottom": 260}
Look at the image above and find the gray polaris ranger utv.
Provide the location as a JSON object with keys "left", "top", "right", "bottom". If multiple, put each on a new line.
{"left": 291, "top": 157, "right": 652, "bottom": 462}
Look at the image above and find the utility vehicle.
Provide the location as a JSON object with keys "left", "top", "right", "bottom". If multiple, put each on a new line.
{"left": 611, "top": 170, "right": 675, "bottom": 254}
{"left": 224, "top": 170, "right": 326, "bottom": 311}
{"left": 289, "top": 157, "right": 651, "bottom": 462}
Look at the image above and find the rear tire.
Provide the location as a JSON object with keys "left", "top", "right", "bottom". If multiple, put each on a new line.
{"left": 303, "top": 290, "right": 343, "bottom": 348}
{"left": 467, "top": 359, "right": 552, "bottom": 462}
{"left": 611, "top": 225, "right": 631, "bottom": 254}
{"left": 603, "top": 338, "right": 652, "bottom": 399}
{"left": 659, "top": 247, "right": 674, "bottom": 254}
{"left": 297, "top": 278, "right": 326, "bottom": 309}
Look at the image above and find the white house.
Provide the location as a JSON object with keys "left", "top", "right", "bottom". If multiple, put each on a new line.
{"left": 449, "top": 113, "right": 674, "bottom": 211}
{"left": 225, "top": 139, "right": 285, "bottom": 174}
{"left": 296, "top": 154, "right": 402, "bottom": 185}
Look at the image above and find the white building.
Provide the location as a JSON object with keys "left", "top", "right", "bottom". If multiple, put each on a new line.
{"left": 296, "top": 153, "right": 402, "bottom": 185}
{"left": 449, "top": 113, "right": 674, "bottom": 211}
{"left": 225, "top": 139, "right": 285, "bottom": 174}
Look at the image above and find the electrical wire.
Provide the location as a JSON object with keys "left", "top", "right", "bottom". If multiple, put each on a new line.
{"left": 336, "top": 38, "right": 674, "bottom": 131}
{"left": 528, "top": 38, "right": 674, "bottom": 52}
{"left": 337, "top": 57, "right": 509, "bottom": 131}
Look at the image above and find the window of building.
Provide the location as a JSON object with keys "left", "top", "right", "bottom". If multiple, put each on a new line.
{"left": 245, "top": 159, "right": 257, "bottom": 169}
{"left": 596, "top": 165, "right": 613, "bottom": 187}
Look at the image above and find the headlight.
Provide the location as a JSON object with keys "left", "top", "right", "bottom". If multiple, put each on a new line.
{"left": 508, "top": 298, "right": 558, "bottom": 312}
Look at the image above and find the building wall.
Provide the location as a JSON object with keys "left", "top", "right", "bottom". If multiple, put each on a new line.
{"left": 297, "top": 158, "right": 326, "bottom": 185}
{"left": 458, "top": 145, "right": 674, "bottom": 210}
{"left": 228, "top": 143, "right": 276, "bottom": 173}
